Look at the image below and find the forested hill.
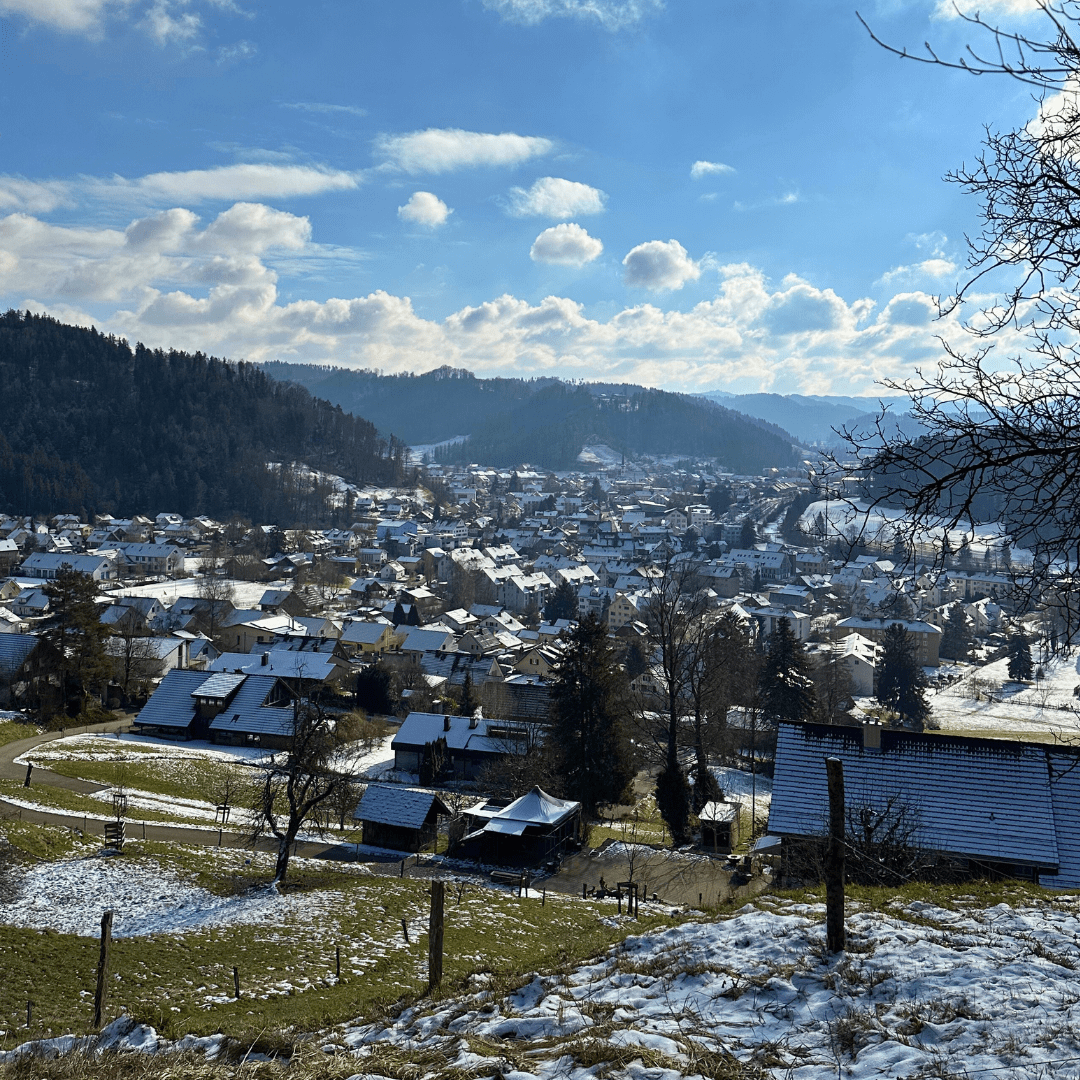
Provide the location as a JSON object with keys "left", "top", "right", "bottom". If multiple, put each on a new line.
{"left": 0, "top": 312, "right": 404, "bottom": 523}
{"left": 262, "top": 363, "right": 800, "bottom": 473}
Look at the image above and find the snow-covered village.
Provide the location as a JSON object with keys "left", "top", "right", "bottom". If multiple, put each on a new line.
{"left": 11, "top": 2, "right": 1080, "bottom": 1079}
{"left": 1, "top": 436, "right": 1080, "bottom": 1080}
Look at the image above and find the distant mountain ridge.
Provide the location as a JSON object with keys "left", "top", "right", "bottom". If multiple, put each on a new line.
{"left": 696, "top": 390, "right": 920, "bottom": 445}
{"left": 261, "top": 363, "right": 801, "bottom": 473}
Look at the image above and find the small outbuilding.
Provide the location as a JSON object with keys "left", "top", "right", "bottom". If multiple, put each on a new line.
{"left": 463, "top": 786, "right": 581, "bottom": 867}
{"left": 699, "top": 800, "right": 742, "bottom": 855}
{"left": 354, "top": 784, "right": 451, "bottom": 853}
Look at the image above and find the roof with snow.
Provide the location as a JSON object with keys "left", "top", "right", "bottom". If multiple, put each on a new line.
{"left": 354, "top": 785, "right": 450, "bottom": 828}
{"left": 768, "top": 721, "right": 1080, "bottom": 883}
{"left": 480, "top": 787, "right": 580, "bottom": 836}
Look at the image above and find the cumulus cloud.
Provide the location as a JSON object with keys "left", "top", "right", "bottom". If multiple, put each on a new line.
{"left": 877, "top": 258, "right": 957, "bottom": 286}
{"left": 1, "top": 204, "right": 983, "bottom": 394}
{"left": 508, "top": 177, "right": 606, "bottom": 219}
{"left": 622, "top": 239, "right": 700, "bottom": 291}
{"left": 376, "top": 128, "right": 553, "bottom": 174}
{"left": 397, "top": 191, "right": 452, "bottom": 228}
{"left": 690, "top": 160, "right": 734, "bottom": 179}
{"left": 530, "top": 223, "right": 603, "bottom": 265}
{"left": 480, "top": 0, "right": 662, "bottom": 30}
{"left": 0, "top": 0, "right": 250, "bottom": 47}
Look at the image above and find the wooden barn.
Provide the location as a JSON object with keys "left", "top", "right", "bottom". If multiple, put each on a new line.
{"left": 354, "top": 784, "right": 450, "bottom": 853}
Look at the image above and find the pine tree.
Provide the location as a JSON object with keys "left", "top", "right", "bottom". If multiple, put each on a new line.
{"left": 543, "top": 580, "right": 577, "bottom": 622}
{"left": 876, "top": 623, "right": 931, "bottom": 729}
{"left": 758, "top": 618, "right": 816, "bottom": 726}
{"left": 1007, "top": 632, "right": 1033, "bottom": 682}
{"left": 548, "top": 615, "right": 634, "bottom": 818}
{"left": 41, "top": 567, "right": 112, "bottom": 721}
{"left": 940, "top": 604, "right": 971, "bottom": 662}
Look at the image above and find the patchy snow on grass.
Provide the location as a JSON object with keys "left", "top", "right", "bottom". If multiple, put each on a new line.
{"left": 0, "top": 855, "right": 308, "bottom": 937}
{"left": 333, "top": 894, "right": 1080, "bottom": 1079}
{"left": 18, "top": 732, "right": 274, "bottom": 769}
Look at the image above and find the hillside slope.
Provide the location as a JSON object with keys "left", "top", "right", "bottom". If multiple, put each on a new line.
{"left": 0, "top": 312, "right": 403, "bottom": 523}
{"left": 263, "top": 363, "right": 800, "bottom": 472}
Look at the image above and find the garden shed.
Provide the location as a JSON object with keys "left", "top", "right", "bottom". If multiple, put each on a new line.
{"left": 354, "top": 784, "right": 451, "bottom": 853}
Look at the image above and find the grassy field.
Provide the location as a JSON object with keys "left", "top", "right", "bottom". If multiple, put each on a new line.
{"left": 0, "top": 720, "right": 41, "bottom": 750}
{"left": 0, "top": 839, "right": 678, "bottom": 1055}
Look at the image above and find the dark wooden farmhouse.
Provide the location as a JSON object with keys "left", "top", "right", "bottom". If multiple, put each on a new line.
{"left": 354, "top": 784, "right": 450, "bottom": 853}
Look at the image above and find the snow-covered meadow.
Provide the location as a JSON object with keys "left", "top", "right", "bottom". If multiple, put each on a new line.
{"left": 6, "top": 881, "right": 1080, "bottom": 1080}
{"left": 931, "top": 653, "right": 1080, "bottom": 739}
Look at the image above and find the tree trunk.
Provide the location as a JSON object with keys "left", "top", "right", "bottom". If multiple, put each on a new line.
{"left": 274, "top": 822, "right": 300, "bottom": 885}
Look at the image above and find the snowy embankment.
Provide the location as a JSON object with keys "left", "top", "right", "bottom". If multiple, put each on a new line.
{"left": 6, "top": 891, "right": 1080, "bottom": 1078}
{"left": 932, "top": 653, "right": 1080, "bottom": 736}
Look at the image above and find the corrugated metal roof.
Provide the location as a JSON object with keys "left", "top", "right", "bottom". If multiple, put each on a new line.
{"left": 355, "top": 784, "right": 449, "bottom": 829}
{"left": 768, "top": 722, "right": 1060, "bottom": 868}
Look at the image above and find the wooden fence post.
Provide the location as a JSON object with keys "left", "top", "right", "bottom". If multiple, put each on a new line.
{"left": 428, "top": 881, "right": 445, "bottom": 991}
{"left": 233, "top": 966, "right": 240, "bottom": 998}
{"left": 401, "top": 917, "right": 410, "bottom": 944}
{"left": 335, "top": 945, "right": 341, "bottom": 980}
{"left": 825, "top": 756, "right": 846, "bottom": 954}
{"left": 93, "top": 910, "right": 113, "bottom": 1029}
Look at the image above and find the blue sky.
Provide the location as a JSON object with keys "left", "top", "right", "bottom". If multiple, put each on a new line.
{"left": 0, "top": 0, "right": 1049, "bottom": 394}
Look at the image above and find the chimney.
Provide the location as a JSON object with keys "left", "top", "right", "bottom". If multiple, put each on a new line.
{"left": 443, "top": 714, "right": 451, "bottom": 732}
{"left": 862, "top": 719, "right": 882, "bottom": 750}
{"left": 261, "top": 651, "right": 269, "bottom": 666}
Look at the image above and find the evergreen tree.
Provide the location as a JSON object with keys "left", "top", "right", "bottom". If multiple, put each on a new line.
{"left": 543, "top": 580, "right": 577, "bottom": 623}
{"left": 548, "top": 615, "right": 634, "bottom": 818}
{"left": 876, "top": 623, "right": 931, "bottom": 729}
{"left": 957, "top": 538, "right": 975, "bottom": 572}
{"left": 758, "top": 618, "right": 816, "bottom": 725}
{"left": 739, "top": 517, "right": 757, "bottom": 550}
{"left": 460, "top": 670, "right": 478, "bottom": 716}
{"left": 1007, "top": 631, "right": 1033, "bottom": 681}
{"left": 940, "top": 604, "right": 971, "bottom": 662}
{"left": 41, "top": 567, "right": 111, "bottom": 720}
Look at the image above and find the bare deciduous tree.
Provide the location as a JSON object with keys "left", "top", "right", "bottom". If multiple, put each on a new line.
{"left": 839, "top": 4, "right": 1080, "bottom": 641}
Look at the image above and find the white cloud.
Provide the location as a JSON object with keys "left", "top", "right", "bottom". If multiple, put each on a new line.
{"left": 376, "top": 128, "right": 553, "bottom": 174}
{"left": 0, "top": 177, "right": 74, "bottom": 213}
{"left": 934, "top": 0, "right": 1042, "bottom": 17}
{"left": 0, "top": 164, "right": 360, "bottom": 213}
{"left": 481, "top": 0, "right": 662, "bottom": 30}
{"left": 508, "top": 176, "right": 606, "bottom": 219}
{"left": 0, "top": 0, "right": 132, "bottom": 35}
{"left": 622, "top": 239, "right": 700, "bottom": 291}
{"left": 397, "top": 192, "right": 452, "bottom": 228}
{"left": 690, "top": 160, "right": 734, "bottom": 179}
{"left": 0, "top": 0, "right": 249, "bottom": 46}
{"left": 1, "top": 205, "right": 985, "bottom": 395}
{"left": 877, "top": 258, "right": 957, "bottom": 286}
{"left": 281, "top": 101, "right": 367, "bottom": 117}
{"left": 530, "top": 223, "right": 603, "bottom": 265}
{"left": 141, "top": 0, "right": 200, "bottom": 44}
